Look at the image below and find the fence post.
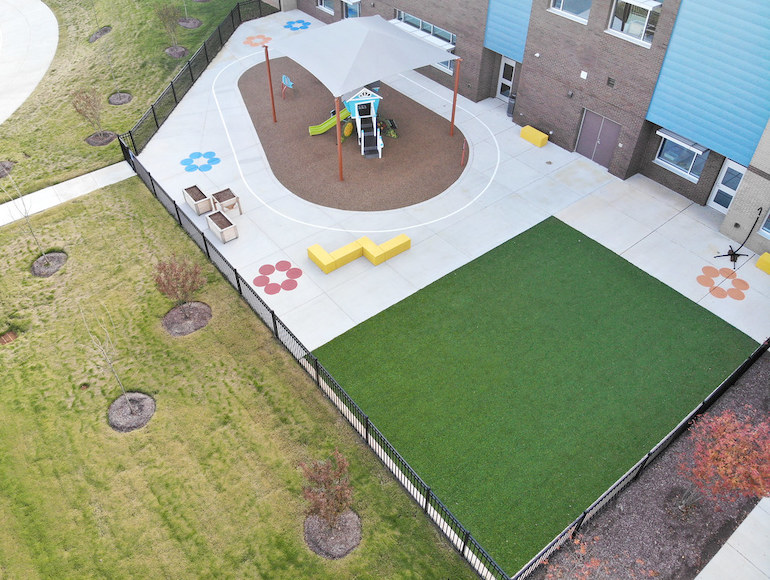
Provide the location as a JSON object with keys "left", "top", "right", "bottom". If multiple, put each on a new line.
{"left": 202, "top": 233, "right": 211, "bottom": 258}
{"left": 313, "top": 355, "right": 321, "bottom": 386}
{"left": 234, "top": 269, "right": 242, "bottom": 294}
{"left": 170, "top": 81, "right": 178, "bottom": 105}
{"left": 574, "top": 510, "right": 588, "bottom": 534}
{"left": 365, "top": 415, "right": 370, "bottom": 444}
{"left": 423, "top": 486, "right": 431, "bottom": 513}
{"left": 461, "top": 529, "right": 470, "bottom": 555}
{"left": 188, "top": 62, "right": 194, "bottom": 84}
{"left": 633, "top": 452, "right": 651, "bottom": 481}
{"left": 147, "top": 172, "right": 158, "bottom": 197}
{"left": 218, "top": 25, "right": 224, "bottom": 47}
{"left": 203, "top": 42, "right": 210, "bottom": 64}
{"left": 151, "top": 104, "right": 160, "bottom": 129}
{"left": 271, "top": 310, "right": 279, "bottom": 338}
{"left": 129, "top": 131, "right": 138, "bottom": 155}
{"left": 173, "top": 200, "right": 182, "bottom": 224}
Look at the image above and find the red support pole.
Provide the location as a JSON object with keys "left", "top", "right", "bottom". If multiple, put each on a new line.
{"left": 265, "top": 46, "right": 277, "bottom": 123}
{"left": 450, "top": 58, "right": 462, "bottom": 137}
{"left": 335, "top": 97, "right": 344, "bottom": 181}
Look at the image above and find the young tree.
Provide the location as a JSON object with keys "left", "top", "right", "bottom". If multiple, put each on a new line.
{"left": 300, "top": 449, "right": 353, "bottom": 528}
{"left": 80, "top": 304, "right": 135, "bottom": 415}
{"left": 154, "top": 254, "right": 206, "bottom": 318}
{"left": 0, "top": 174, "right": 51, "bottom": 267}
{"left": 680, "top": 407, "right": 770, "bottom": 503}
{"left": 71, "top": 88, "right": 106, "bottom": 137}
{"left": 156, "top": 4, "right": 182, "bottom": 48}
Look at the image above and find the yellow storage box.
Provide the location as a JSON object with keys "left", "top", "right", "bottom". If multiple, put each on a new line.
{"left": 521, "top": 125, "right": 549, "bottom": 148}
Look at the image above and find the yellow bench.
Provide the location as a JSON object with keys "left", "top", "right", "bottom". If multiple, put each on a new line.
{"left": 521, "top": 125, "right": 549, "bottom": 148}
{"left": 757, "top": 252, "right": 770, "bottom": 275}
{"left": 308, "top": 235, "right": 411, "bottom": 273}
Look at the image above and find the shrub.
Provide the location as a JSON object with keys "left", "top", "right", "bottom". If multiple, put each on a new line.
{"left": 300, "top": 449, "right": 353, "bottom": 528}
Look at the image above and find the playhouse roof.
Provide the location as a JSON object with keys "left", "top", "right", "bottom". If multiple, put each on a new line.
{"left": 342, "top": 87, "right": 382, "bottom": 104}
{"left": 268, "top": 16, "right": 459, "bottom": 98}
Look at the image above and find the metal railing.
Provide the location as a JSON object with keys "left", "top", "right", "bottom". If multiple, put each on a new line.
{"left": 120, "top": 0, "right": 280, "bottom": 155}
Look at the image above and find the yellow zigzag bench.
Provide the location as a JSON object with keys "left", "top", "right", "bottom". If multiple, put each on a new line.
{"left": 308, "top": 235, "right": 411, "bottom": 274}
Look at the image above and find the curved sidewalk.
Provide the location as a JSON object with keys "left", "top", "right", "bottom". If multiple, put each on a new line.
{"left": 0, "top": 0, "right": 58, "bottom": 124}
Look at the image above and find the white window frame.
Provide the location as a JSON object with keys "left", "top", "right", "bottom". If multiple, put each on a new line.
{"left": 654, "top": 129, "right": 709, "bottom": 183}
{"left": 316, "top": 0, "right": 334, "bottom": 15}
{"left": 760, "top": 211, "right": 770, "bottom": 240}
{"left": 548, "top": 0, "right": 591, "bottom": 24}
{"left": 392, "top": 11, "right": 456, "bottom": 74}
{"left": 342, "top": 0, "right": 360, "bottom": 18}
{"left": 606, "top": 0, "right": 661, "bottom": 47}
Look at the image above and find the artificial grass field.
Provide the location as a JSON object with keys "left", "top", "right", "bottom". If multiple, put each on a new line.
{"left": 0, "top": 179, "right": 474, "bottom": 579}
{"left": 314, "top": 217, "right": 758, "bottom": 574}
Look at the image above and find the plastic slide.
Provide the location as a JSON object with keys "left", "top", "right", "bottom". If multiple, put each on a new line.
{"left": 308, "top": 108, "right": 351, "bottom": 136}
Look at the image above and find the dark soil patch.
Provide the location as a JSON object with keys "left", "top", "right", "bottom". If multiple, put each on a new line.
{"left": 109, "top": 92, "right": 132, "bottom": 106}
{"left": 238, "top": 57, "right": 466, "bottom": 211}
{"left": 165, "top": 45, "right": 189, "bottom": 59}
{"left": 0, "top": 331, "right": 18, "bottom": 345}
{"left": 162, "top": 302, "right": 212, "bottom": 336}
{"left": 85, "top": 131, "right": 117, "bottom": 146}
{"left": 304, "top": 510, "right": 362, "bottom": 559}
{"left": 108, "top": 392, "right": 156, "bottom": 432}
{"left": 31, "top": 251, "right": 68, "bottom": 277}
{"left": 533, "top": 350, "right": 770, "bottom": 579}
{"left": 178, "top": 17, "right": 202, "bottom": 29}
{"left": 0, "top": 160, "right": 14, "bottom": 178}
{"left": 88, "top": 26, "right": 112, "bottom": 43}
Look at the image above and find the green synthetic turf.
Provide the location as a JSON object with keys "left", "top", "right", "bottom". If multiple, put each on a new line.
{"left": 315, "top": 217, "right": 758, "bottom": 573}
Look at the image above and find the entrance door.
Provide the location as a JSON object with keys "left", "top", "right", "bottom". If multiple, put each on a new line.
{"left": 496, "top": 57, "right": 516, "bottom": 102}
{"left": 575, "top": 109, "right": 621, "bottom": 168}
{"left": 707, "top": 159, "right": 746, "bottom": 213}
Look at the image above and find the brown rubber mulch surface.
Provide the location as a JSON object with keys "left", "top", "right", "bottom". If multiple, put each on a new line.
{"left": 238, "top": 57, "right": 467, "bottom": 211}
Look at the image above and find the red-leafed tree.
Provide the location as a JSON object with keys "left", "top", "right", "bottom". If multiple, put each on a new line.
{"left": 680, "top": 407, "right": 770, "bottom": 503}
{"left": 300, "top": 449, "right": 353, "bottom": 528}
{"left": 154, "top": 255, "right": 206, "bottom": 318}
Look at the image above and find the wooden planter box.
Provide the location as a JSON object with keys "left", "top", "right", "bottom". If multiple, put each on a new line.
{"left": 184, "top": 185, "right": 213, "bottom": 215}
{"left": 206, "top": 211, "right": 238, "bottom": 243}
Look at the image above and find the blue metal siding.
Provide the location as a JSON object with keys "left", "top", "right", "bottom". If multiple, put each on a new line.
{"left": 484, "top": 0, "right": 531, "bottom": 62}
{"left": 646, "top": 0, "right": 770, "bottom": 166}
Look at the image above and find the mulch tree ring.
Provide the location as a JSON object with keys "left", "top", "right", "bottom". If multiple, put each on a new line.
{"left": 0, "top": 161, "right": 14, "bottom": 178}
{"left": 165, "top": 46, "right": 189, "bottom": 59}
{"left": 304, "top": 510, "right": 362, "bottom": 559}
{"left": 85, "top": 131, "right": 117, "bottom": 146}
{"left": 178, "top": 17, "right": 202, "bottom": 29}
{"left": 108, "top": 392, "right": 156, "bottom": 432}
{"left": 88, "top": 26, "right": 112, "bottom": 43}
{"left": 109, "top": 92, "right": 132, "bottom": 106}
{"left": 31, "top": 251, "right": 68, "bottom": 277}
{"left": 0, "top": 331, "right": 18, "bottom": 345}
{"left": 162, "top": 302, "right": 212, "bottom": 336}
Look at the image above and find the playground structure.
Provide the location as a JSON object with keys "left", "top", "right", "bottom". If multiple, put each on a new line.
{"left": 308, "top": 85, "right": 384, "bottom": 158}
{"left": 308, "top": 234, "right": 411, "bottom": 274}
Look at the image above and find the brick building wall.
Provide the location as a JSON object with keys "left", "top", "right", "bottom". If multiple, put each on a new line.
{"left": 294, "top": 0, "right": 497, "bottom": 101}
{"left": 513, "top": 0, "right": 679, "bottom": 180}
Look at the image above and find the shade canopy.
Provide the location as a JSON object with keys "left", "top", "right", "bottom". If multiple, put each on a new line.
{"left": 268, "top": 15, "right": 458, "bottom": 97}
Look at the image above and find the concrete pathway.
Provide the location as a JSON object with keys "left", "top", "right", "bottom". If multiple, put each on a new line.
{"left": 0, "top": 0, "right": 58, "bottom": 124}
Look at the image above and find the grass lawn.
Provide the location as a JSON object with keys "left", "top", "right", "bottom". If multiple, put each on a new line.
{"left": 0, "top": 0, "right": 275, "bottom": 196}
{"left": 0, "top": 178, "right": 475, "bottom": 579}
{"left": 314, "top": 217, "right": 758, "bottom": 573}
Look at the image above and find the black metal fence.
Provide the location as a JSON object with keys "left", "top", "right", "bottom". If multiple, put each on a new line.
{"left": 115, "top": 3, "right": 770, "bottom": 577}
{"left": 120, "top": 0, "right": 280, "bottom": 155}
{"left": 119, "top": 139, "right": 508, "bottom": 579}
{"left": 511, "top": 335, "right": 770, "bottom": 579}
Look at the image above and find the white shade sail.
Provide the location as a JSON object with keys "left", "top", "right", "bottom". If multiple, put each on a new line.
{"left": 267, "top": 15, "right": 458, "bottom": 97}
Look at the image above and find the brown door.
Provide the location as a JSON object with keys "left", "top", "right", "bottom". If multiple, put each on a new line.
{"left": 575, "top": 110, "right": 621, "bottom": 168}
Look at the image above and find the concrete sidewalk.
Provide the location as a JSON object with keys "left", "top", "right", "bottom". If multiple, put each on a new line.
{"left": 0, "top": 0, "right": 58, "bottom": 124}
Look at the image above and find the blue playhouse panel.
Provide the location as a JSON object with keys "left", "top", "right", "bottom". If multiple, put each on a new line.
{"left": 646, "top": 0, "right": 770, "bottom": 166}
{"left": 484, "top": 0, "right": 531, "bottom": 63}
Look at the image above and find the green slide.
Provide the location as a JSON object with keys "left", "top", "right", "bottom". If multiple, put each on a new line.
{"left": 308, "top": 108, "right": 351, "bottom": 136}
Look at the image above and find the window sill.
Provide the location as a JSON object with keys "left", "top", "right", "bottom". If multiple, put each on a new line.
{"left": 316, "top": 6, "right": 334, "bottom": 15}
{"left": 653, "top": 159, "right": 700, "bottom": 183}
{"left": 759, "top": 229, "right": 770, "bottom": 241}
{"left": 604, "top": 29, "right": 652, "bottom": 49}
{"left": 546, "top": 8, "right": 588, "bottom": 25}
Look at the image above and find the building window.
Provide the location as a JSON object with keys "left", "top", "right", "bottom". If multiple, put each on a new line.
{"left": 608, "top": 0, "right": 661, "bottom": 44}
{"left": 654, "top": 129, "right": 709, "bottom": 182}
{"left": 761, "top": 212, "right": 770, "bottom": 239}
{"left": 393, "top": 11, "right": 456, "bottom": 74}
{"left": 343, "top": 0, "right": 359, "bottom": 18}
{"left": 549, "top": 0, "right": 592, "bottom": 22}
{"left": 316, "top": 0, "right": 334, "bottom": 14}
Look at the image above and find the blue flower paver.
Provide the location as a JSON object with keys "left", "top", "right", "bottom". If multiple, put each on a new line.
{"left": 284, "top": 20, "right": 311, "bottom": 30}
{"left": 180, "top": 151, "right": 221, "bottom": 172}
